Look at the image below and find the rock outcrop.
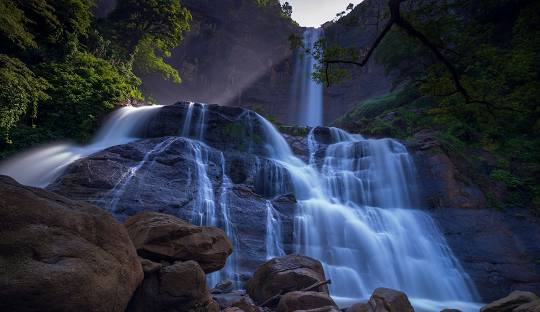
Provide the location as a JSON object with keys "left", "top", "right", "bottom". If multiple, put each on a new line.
{"left": 48, "top": 103, "right": 298, "bottom": 277}
{"left": 141, "top": 0, "right": 301, "bottom": 124}
{"left": 246, "top": 254, "right": 329, "bottom": 306}
{"left": 322, "top": 0, "right": 393, "bottom": 123}
{"left": 0, "top": 175, "right": 143, "bottom": 312}
{"left": 124, "top": 212, "right": 232, "bottom": 273}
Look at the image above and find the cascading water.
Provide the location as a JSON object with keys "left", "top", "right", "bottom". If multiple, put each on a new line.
{"left": 1, "top": 102, "right": 482, "bottom": 310}
{"left": 291, "top": 28, "right": 324, "bottom": 127}
{"left": 254, "top": 115, "right": 481, "bottom": 311}
{"left": 265, "top": 200, "right": 286, "bottom": 259}
{"left": 0, "top": 105, "right": 162, "bottom": 187}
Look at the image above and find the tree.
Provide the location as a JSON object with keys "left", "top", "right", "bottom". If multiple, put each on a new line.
{"left": 0, "top": 55, "right": 49, "bottom": 142}
{"left": 281, "top": 2, "right": 292, "bottom": 18}
{"left": 102, "top": 0, "right": 192, "bottom": 83}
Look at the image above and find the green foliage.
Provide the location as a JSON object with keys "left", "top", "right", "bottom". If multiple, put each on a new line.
{"left": 133, "top": 36, "right": 181, "bottom": 83}
{"left": 490, "top": 169, "right": 523, "bottom": 189}
{"left": 281, "top": 2, "right": 292, "bottom": 18}
{"left": 0, "top": 0, "right": 37, "bottom": 49}
{"left": 0, "top": 55, "right": 49, "bottom": 141}
{"left": 36, "top": 52, "right": 142, "bottom": 141}
{"left": 102, "top": 0, "right": 191, "bottom": 83}
{"left": 0, "top": 0, "right": 191, "bottom": 157}
{"left": 255, "top": 0, "right": 280, "bottom": 7}
{"left": 330, "top": 0, "right": 540, "bottom": 211}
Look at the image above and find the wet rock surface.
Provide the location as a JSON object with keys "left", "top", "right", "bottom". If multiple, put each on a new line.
{"left": 0, "top": 176, "right": 143, "bottom": 312}
{"left": 431, "top": 208, "right": 540, "bottom": 301}
{"left": 49, "top": 123, "right": 297, "bottom": 275}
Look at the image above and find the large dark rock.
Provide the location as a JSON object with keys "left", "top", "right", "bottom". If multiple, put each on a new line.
{"left": 124, "top": 212, "right": 233, "bottom": 273}
{"left": 128, "top": 260, "right": 219, "bottom": 312}
{"left": 345, "top": 288, "right": 415, "bottom": 312}
{"left": 246, "top": 254, "right": 329, "bottom": 306}
{"left": 0, "top": 176, "right": 143, "bottom": 312}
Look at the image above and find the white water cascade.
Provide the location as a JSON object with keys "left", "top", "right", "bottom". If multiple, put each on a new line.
{"left": 292, "top": 28, "right": 324, "bottom": 127}
{"left": 254, "top": 115, "right": 481, "bottom": 311}
{"left": 0, "top": 105, "right": 162, "bottom": 187}
{"left": 0, "top": 102, "right": 482, "bottom": 310}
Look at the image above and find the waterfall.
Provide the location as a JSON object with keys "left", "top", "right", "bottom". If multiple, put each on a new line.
{"left": 1, "top": 102, "right": 482, "bottom": 310}
{"left": 265, "top": 200, "right": 286, "bottom": 259}
{"left": 292, "top": 28, "right": 324, "bottom": 127}
{"left": 216, "top": 152, "right": 240, "bottom": 287}
{"left": 254, "top": 114, "right": 480, "bottom": 311}
{"left": 0, "top": 105, "right": 162, "bottom": 187}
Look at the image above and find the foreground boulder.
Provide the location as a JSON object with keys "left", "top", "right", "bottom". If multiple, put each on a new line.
{"left": 276, "top": 291, "right": 338, "bottom": 312}
{"left": 246, "top": 254, "right": 329, "bottom": 306}
{"left": 0, "top": 176, "right": 143, "bottom": 312}
{"left": 128, "top": 260, "right": 219, "bottom": 312}
{"left": 369, "top": 288, "right": 415, "bottom": 312}
{"left": 346, "top": 288, "right": 414, "bottom": 312}
{"left": 124, "top": 211, "right": 233, "bottom": 273}
{"left": 481, "top": 291, "right": 539, "bottom": 312}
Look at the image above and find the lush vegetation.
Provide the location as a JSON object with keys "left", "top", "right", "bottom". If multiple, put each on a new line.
{"left": 0, "top": 0, "right": 191, "bottom": 158}
{"left": 327, "top": 0, "right": 539, "bottom": 212}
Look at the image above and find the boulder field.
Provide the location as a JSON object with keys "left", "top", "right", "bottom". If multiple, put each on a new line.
{"left": 0, "top": 175, "right": 539, "bottom": 311}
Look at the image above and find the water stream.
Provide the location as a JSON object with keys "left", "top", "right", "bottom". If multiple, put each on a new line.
{"left": 292, "top": 28, "right": 324, "bottom": 127}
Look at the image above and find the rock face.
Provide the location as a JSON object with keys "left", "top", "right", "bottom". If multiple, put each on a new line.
{"left": 246, "top": 254, "right": 329, "bottom": 306}
{"left": 480, "top": 291, "right": 539, "bottom": 312}
{"left": 49, "top": 103, "right": 298, "bottom": 277}
{"left": 431, "top": 208, "right": 540, "bottom": 301}
{"left": 276, "top": 291, "right": 338, "bottom": 312}
{"left": 0, "top": 175, "right": 143, "bottom": 312}
{"left": 128, "top": 260, "right": 219, "bottom": 312}
{"left": 141, "top": 0, "right": 301, "bottom": 124}
{"left": 322, "top": 0, "right": 393, "bottom": 123}
{"left": 124, "top": 212, "right": 232, "bottom": 273}
{"left": 410, "top": 131, "right": 486, "bottom": 209}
